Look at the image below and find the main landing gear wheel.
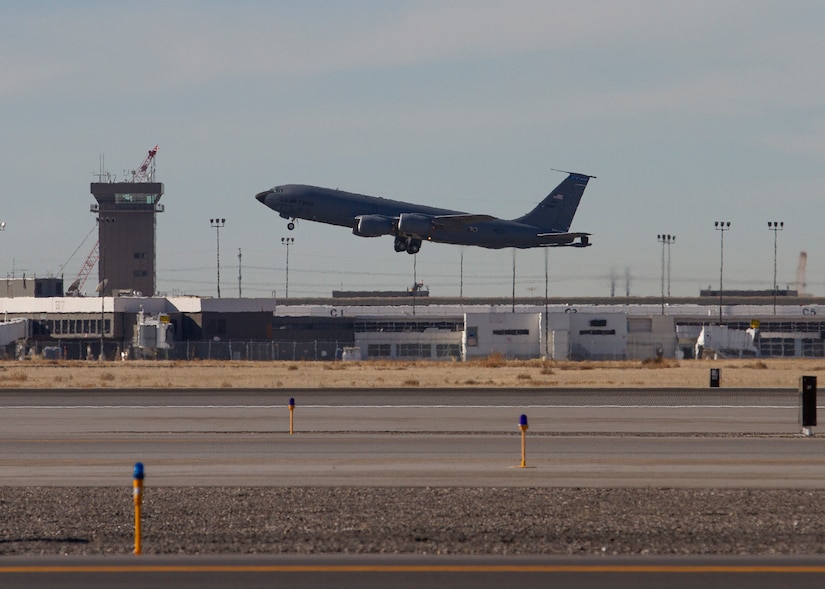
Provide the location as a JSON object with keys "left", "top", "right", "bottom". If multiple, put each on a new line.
{"left": 406, "top": 238, "right": 422, "bottom": 254}
{"left": 287, "top": 221, "right": 295, "bottom": 230}
{"left": 394, "top": 236, "right": 409, "bottom": 252}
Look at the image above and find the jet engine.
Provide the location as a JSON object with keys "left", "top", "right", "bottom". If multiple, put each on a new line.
{"left": 353, "top": 215, "right": 394, "bottom": 237}
{"left": 397, "top": 213, "right": 434, "bottom": 238}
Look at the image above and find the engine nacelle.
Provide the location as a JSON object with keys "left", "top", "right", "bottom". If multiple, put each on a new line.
{"left": 353, "top": 215, "right": 394, "bottom": 237}
{"left": 397, "top": 213, "right": 434, "bottom": 238}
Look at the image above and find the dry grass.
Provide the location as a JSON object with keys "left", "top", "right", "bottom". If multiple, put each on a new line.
{"left": 640, "top": 357, "right": 680, "bottom": 369}
{"left": 468, "top": 351, "right": 507, "bottom": 368}
{"left": 0, "top": 357, "right": 823, "bottom": 389}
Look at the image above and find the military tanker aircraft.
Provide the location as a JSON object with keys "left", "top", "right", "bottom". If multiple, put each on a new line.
{"left": 255, "top": 171, "right": 594, "bottom": 254}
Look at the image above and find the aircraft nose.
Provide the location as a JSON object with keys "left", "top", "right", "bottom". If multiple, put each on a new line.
{"left": 255, "top": 190, "right": 269, "bottom": 204}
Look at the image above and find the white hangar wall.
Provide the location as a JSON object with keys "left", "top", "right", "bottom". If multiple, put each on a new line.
{"left": 463, "top": 312, "right": 542, "bottom": 360}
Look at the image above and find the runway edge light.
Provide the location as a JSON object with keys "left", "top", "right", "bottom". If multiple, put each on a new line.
{"left": 518, "top": 415, "right": 529, "bottom": 468}
{"left": 289, "top": 397, "right": 295, "bottom": 435}
{"left": 133, "top": 462, "right": 144, "bottom": 555}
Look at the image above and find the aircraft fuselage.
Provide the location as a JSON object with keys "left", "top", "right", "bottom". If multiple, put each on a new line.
{"left": 255, "top": 173, "right": 593, "bottom": 254}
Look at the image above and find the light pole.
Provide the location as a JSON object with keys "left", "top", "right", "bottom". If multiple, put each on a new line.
{"left": 666, "top": 235, "right": 675, "bottom": 298}
{"left": 281, "top": 237, "right": 294, "bottom": 298}
{"left": 238, "top": 248, "right": 242, "bottom": 298}
{"left": 544, "top": 248, "right": 549, "bottom": 359}
{"left": 511, "top": 249, "right": 516, "bottom": 313}
{"left": 656, "top": 234, "right": 675, "bottom": 314}
{"left": 0, "top": 222, "right": 5, "bottom": 274}
{"left": 768, "top": 221, "right": 784, "bottom": 315}
{"left": 210, "top": 218, "right": 225, "bottom": 298}
{"left": 97, "top": 216, "right": 115, "bottom": 359}
{"left": 459, "top": 249, "right": 464, "bottom": 299}
{"left": 714, "top": 221, "right": 731, "bottom": 325}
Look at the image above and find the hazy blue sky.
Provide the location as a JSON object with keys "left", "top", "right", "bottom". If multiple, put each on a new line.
{"left": 2, "top": 1, "right": 824, "bottom": 299}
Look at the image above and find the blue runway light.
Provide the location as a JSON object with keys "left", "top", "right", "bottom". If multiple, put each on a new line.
{"left": 133, "top": 462, "right": 144, "bottom": 480}
{"left": 518, "top": 414, "right": 529, "bottom": 468}
{"left": 289, "top": 397, "right": 295, "bottom": 408}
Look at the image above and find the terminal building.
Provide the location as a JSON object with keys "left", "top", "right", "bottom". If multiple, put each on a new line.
{"left": 1, "top": 284, "right": 825, "bottom": 361}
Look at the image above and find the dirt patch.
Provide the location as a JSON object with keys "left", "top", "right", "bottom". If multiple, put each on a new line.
{"left": 0, "top": 358, "right": 821, "bottom": 389}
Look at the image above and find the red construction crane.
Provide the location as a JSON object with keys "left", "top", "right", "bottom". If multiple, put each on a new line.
{"left": 131, "top": 145, "right": 159, "bottom": 182}
{"left": 66, "top": 241, "right": 99, "bottom": 295}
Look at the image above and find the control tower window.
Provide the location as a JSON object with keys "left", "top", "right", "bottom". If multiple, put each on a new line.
{"left": 116, "top": 193, "right": 159, "bottom": 204}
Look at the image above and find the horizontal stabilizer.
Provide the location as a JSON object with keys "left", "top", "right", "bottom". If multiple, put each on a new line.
{"left": 537, "top": 231, "right": 591, "bottom": 248}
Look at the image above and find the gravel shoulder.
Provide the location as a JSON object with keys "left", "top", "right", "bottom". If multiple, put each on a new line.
{"left": 2, "top": 487, "right": 823, "bottom": 556}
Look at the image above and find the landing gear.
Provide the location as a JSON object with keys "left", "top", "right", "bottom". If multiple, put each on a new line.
{"left": 287, "top": 221, "right": 295, "bottom": 230}
{"left": 393, "top": 236, "right": 422, "bottom": 254}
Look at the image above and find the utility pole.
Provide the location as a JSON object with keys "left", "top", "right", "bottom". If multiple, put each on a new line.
{"left": 238, "top": 248, "right": 242, "bottom": 298}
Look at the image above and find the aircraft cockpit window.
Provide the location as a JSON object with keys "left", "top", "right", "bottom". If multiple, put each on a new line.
{"left": 274, "top": 187, "right": 283, "bottom": 193}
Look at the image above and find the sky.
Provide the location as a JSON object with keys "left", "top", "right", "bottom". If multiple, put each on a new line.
{"left": 2, "top": 1, "right": 824, "bottom": 300}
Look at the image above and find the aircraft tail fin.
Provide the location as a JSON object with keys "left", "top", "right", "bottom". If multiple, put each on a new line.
{"left": 515, "top": 172, "right": 594, "bottom": 232}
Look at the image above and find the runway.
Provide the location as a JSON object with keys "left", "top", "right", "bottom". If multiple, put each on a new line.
{"left": 3, "top": 387, "right": 825, "bottom": 588}
{"left": 0, "top": 387, "right": 821, "bottom": 487}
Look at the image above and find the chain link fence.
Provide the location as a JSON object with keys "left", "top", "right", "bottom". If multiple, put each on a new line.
{"left": 168, "top": 340, "right": 347, "bottom": 361}
{"left": 12, "top": 340, "right": 351, "bottom": 361}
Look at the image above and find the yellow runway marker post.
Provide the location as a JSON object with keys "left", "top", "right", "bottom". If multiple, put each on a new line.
{"left": 132, "top": 462, "right": 144, "bottom": 555}
{"left": 518, "top": 414, "right": 528, "bottom": 468}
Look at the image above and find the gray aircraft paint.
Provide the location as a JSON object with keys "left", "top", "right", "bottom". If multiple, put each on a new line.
{"left": 255, "top": 172, "right": 594, "bottom": 254}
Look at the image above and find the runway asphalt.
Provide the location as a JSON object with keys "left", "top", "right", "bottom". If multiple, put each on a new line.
{"left": 0, "top": 387, "right": 820, "bottom": 487}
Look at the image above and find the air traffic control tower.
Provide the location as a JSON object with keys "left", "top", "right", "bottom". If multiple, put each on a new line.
{"left": 89, "top": 147, "right": 164, "bottom": 297}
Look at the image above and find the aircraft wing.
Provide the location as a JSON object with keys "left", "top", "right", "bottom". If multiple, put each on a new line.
{"left": 432, "top": 214, "right": 497, "bottom": 229}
